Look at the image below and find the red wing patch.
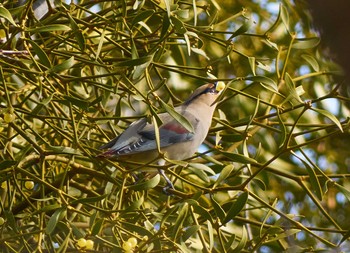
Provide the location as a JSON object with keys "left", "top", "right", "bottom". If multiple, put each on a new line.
{"left": 162, "top": 122, "right": 189, "bottom": 134}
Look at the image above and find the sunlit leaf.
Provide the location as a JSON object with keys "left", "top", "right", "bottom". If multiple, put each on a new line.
{"left": 265, "top": 229, "right": 301, "bottom": 243}
{"left": 292, "top": 37, "right": 320, "bottom": 49}
{"left": 27, "top": 39, "right": 52, "bottom": 68}
{"left": 231, "top": 226, "right": 248, "bottom": 253}
{"left": 127, "top": 173, "right": 160, "bottom": 191}
{"left": 245, "top": 75, "right": 279, "bottom": 93}
{"left": 301, "top": 54, "right": 319, "bottom": 72}
{"left": 0, "top": 6, "right": 17, "bottom": 26}
{"left": 45, "top": 146, "right": 81, "bottom": 155}
{"left": 221, "top": 151, "right": 257, "bottom": 164}
{"left": 27, "top": 24, "right": 71, "bottom": 32}
{"left": 248, "top": 57, "right": 256, "bottom": 75}
{"left": 210, "top": 195, "right": 226, "bottom": 223}
{"left": 213, "top": 164, "right": 234, "bottom": 188}
{"left": 280, "top": 4, "right": 290, "bottom": 32}
{"left": 311, "top": 107, "right": 343, "bottom": 132}
{"left": 49, "top": 56, "right": 75, "bottom": 73}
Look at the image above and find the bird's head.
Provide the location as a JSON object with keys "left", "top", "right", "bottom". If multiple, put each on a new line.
{"left": 184, "top": 81, "right": 225, "bottom": 106}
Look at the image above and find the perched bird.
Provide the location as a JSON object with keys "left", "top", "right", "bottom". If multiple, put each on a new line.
{"left": 98, "top": 82, "right": 225, "bottom": 188}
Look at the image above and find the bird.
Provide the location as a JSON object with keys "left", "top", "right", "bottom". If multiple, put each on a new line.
{"left": 98, "top": 81, "right": 225, "bottom": 190}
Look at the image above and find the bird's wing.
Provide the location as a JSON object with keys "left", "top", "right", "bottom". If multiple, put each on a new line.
{"left": 98, "top": 117, "right": 147, "bottom": 151}
{"left": 99, "top": 111, "right": 198, "bottom": 157}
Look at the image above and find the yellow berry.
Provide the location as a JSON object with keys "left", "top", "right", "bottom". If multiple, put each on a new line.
{"left": 128, "top": 237, "right": 137, "bottom": 247}
{"left": 122, "top": 241, "right": 133, "bottom": 251}
{"left": 25, "top": 181, "right": 35, "bottom": 190}
{"left": 216, "top": 81, "right": 225, "bottom": 91}
{"left": 1, "top": 181, "right": 7, "bottom": 189}
{"left": 3, "top": 113, "right": 15, "bottom": 123}
{"left": 85, "top": 239, "right": 94, "bottom": 250}
{"left": 77, "top": 238, "right": 87, "bottom": 249}
{"left": 0, "top": 217, "right": 5, "bottom": 225}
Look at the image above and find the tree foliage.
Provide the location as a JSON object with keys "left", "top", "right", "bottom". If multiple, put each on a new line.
{"left": 0, "top": 0, "right": 349, "bottom": 252}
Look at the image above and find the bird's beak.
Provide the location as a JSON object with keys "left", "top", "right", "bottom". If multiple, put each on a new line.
{"left": 210, "top": 81, "right": 225, "bottom": 106}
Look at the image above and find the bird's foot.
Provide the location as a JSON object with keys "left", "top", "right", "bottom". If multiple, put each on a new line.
{"left": 159, "top": 169, "right": 174, "bottom": 195}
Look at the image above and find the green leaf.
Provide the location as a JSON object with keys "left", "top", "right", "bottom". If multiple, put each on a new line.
{"left": 132, "top": 54, "right": 154, "bottom": 80}
{"left": 132, "top": 10, "right": 155, "bottom": 27}
{"left": 71, "top": 194, "right": 107, "bottom": 205}
{"left": 190, "top": 47, "right": 209, "bottom": 59}
{"left": 293, "top": 152, "right": 322, "bottom": 200}
{"left": 27, "top": 24, "right": 71, "bottom": 33}
{"left": 210, "top": 195, "right": 226, "bottom": 223}
{"left": 61, "top": 95, "right": 89, "bottom": 110}
{"left": 191, "top": 202, "right": 214, "bottom": 223}
{"left": 301, "top": 54, "right": 319, "bottom": 72}
{"left": 187, "top": 165, "right": 210, "bottom": 183}
{"left": 0, "top": 6, "right": 17, "bottom": 26}
{"left": 292, "top": 37, "right": 320, "bottom": 49}
{"left": 189, "top": 163, "right": 216, "bottom": 176}
{"left": 225, "top": 232, "right": 236, "bottom": 251}
{"left": 171, "top": 16, "right": 187, "bottom": 34}
{"left": 311, "top": 107, "right": 343, "bottom": 132}
{"left": 282, "top": 72, "right": 303, "bottom": 104}
{"left": 303, "top": 160, "right": 323, "bottom": 200}
{"left": 221, "top": 134, "right": 245, "bottom": 142}
{"left": 248, "top": 57, "right": 256, "bottom": 75}
{"left": 265, "top": 229, "right": 301, "bottom": 243}
{"left": 163, "top": 0, "right": 172, "bottom": 18}
{"left": 56, "top": 229, "right": 71, "bottom": 253}
{"left": 45, "top": 207, "right": 66, "bottom": 234}
{"left": 245, "top": 75, "right": 279, "bottom": 93}
{"left": 265, "top": 226, "right": 284, "bottom": 235}
{"left": 231, "top": 226, "right": 248, "bottom": 253}
{"left": 221, "top": 151, "right": 257, "bottom": 164}
{"left": 114, "top": 55, "right": 153, "bottom": 67}
{"left": 213, "top": 164, "right": 234, "bottom": 188}
{"left": 228, "top": 18, "right": 253, "bottom": 39}
{"left": 152, "top": 115, "right": 161, "bottom": 154}
{"left": 223, "top": 191, "right": 248, "bottom": 224}
{"left": 125, "top": 195, "right": 144, "bottom": 211}
{"left": 277, "top": 108, "right": 287, "bottom": 148}
{"left": 45, "top": 146, "right": 81, "bottom": 155}
{"left": 49, "top": 56, "right": 75, "bottom": 73}
{"left": 172, "top": 203, "right": 189, "bottom": 239}
{"left": 280, "top": 4, "right": 290, "bottom": 32}
{"left": 91, "top": 218, "right": 104, "bottom": 236}
{"left": 68, "top": 14, "right": 85, "bottom": 51}
{"left": 182, "top": 225, "right": 200, "bottom": 241}
{"left": 0, "top": 160, "right": 17, "bottom": 170}
{"left": 160, "top": 14, "right": 171, "bottom": 39}
{"left": 183, "top": 32, "right": 191, "bottom": 56}
{"left": 127, "top": 173, "right": 160, "bottom": 191}
{"left": 339, "top": 229, "right": 350, "bottom": 246}
{"left": 158, "top": 98, "right": 194, "bottom": 133}
{"left": 26, "top": 39, "right": 52, "bottom": 68}
{"left": 173, "top": 9, "right": 189, "bottom": 19}
{"left": 335, "top": 184, "right": 350, "bottom": 203}
{"left": 208, "top": 221, "right": 214, "bottom": 251}
{"left": 4, "top": 211, "right": 18, "bottom": 233}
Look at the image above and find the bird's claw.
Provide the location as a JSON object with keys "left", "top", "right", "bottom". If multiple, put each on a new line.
{"left": 159, "top": 169, "right": 174, "bottom": 195}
